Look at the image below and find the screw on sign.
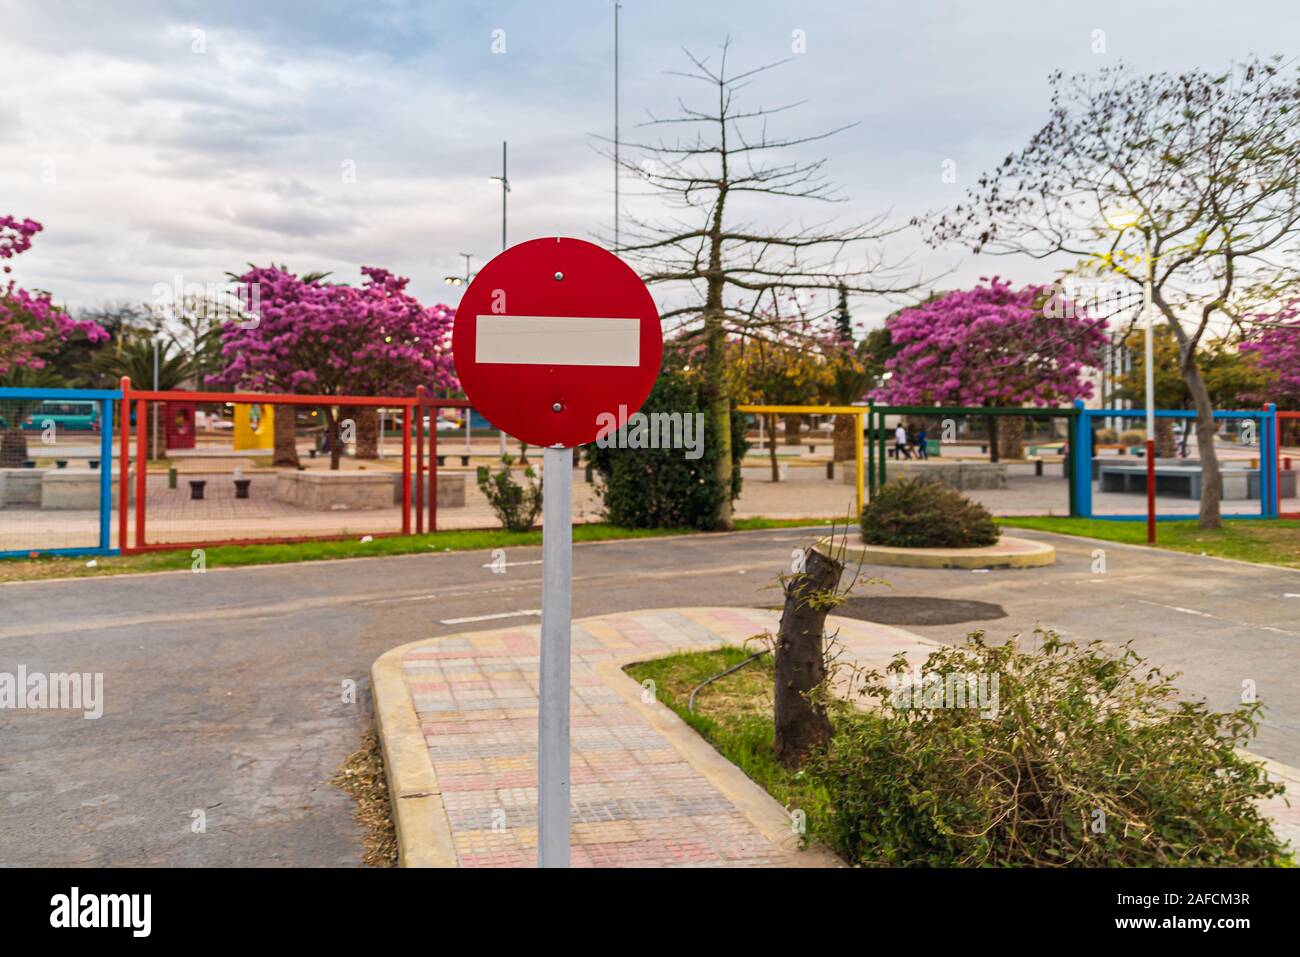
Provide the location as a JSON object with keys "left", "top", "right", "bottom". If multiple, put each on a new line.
{"left": 452, "top": 237, "right": 663, "bottom": 867}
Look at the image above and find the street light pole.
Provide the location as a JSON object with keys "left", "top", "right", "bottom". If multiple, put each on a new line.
{"left": 1105, "top": 209, "right": 1158, "bottom": 545}
{"left": 489, "top": 142, "right": 510, "bottom": 454}
{"left": 489, "top": 141, "right": 509, "bottom": 253}
{"left": 613, "top": 0, "right": 621, "bottom": 252}
{"left": 1141, "top": 230, "right": 1156, "bottom": 544}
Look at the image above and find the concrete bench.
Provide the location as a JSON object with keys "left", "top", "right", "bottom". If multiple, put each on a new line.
{"left": 850, "top": 460, "right": 1007, "bottom": 490}
{"left": 396, "top": 472, "right": 466, "bottom": 508}
{"left": 1098, "top": 464, "right": 1256, "bottom": 500}
{"left": 276, "top": 471, "right": 397, "bottom": 510}
{"left": 1, "top": 468, "right": 134, "bottom": 509}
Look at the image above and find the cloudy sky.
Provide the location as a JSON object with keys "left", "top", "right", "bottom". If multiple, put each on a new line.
{"left": 1, "top": 0, "right": 1296, "bottom": 329}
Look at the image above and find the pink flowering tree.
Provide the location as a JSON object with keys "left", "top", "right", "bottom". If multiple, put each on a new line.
{"left": 1241, "top": 300, "right": 1300, "bottom": 445}
{"left": 871, "top": 278, "right": 1106, "bottom": 459}
{"left": 1, "top": 215, "right": 108, "bottom": 465}
{"left": 1241, "top": 301, "right": 1300, "bottom": 407}
{"left": 215, "top": 265, "right": 456, "bottom": 469}
{"left": 1, "top": 216, "right": 107, "bottom": 378}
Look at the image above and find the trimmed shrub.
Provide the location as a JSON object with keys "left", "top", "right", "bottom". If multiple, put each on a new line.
{"left": 476, "top": 454, "right": 543, "bottom": 532}
{"left": 586, "top": 349, "right": 748, "bottom": 530}
{"left": 1119, "top": 429, "right": 1146, "bottom": 446}
{"left": 808, "top": 634, "right": 1290, "bottom": 867}
{"left": 860, "top": 478, "right": 998, "bottom": 548}
{"left": 1094, "top": 427, "right": 1119, "bottom": 444}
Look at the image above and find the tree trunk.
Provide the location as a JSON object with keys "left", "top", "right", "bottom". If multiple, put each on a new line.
{"left": 997, "top": 415, "right": 1026, "bottom": 460}
{"left": 704, "top": 311, "right": 733, "bottom": 529}
{"left": 0, "top": 425, "right": 28, "bottom": 467}
{"left": 323, "top": 408, "right": 342, "bottom": 471}
{"left": 986, "top": 415, "right": 1000, "bottom": 463}
{"left": 773, "top": 545, "right": 843, "bottom": 768}
{"left": 767, "top": 413, "right": 780, "bottom": 482}
{"left": 354, "top": 407, "right": 379, "bottom": 459}
{"left": 783, "top": 413, "right": 803, "bottom": 446}
{"left": 1155, "top": 417, "right": 1177, "bottom": 459}
{"left": 832, "top": 413, "right": 856, "bottom": 462}
{"left": 1181, "top": 353, "right": 1222, "bottom": 529}
{"left": 273, "top": 405, "right": 299, "bottom": 468}
{"left": 704, "top": 172, "right": 733, "bottom": 530}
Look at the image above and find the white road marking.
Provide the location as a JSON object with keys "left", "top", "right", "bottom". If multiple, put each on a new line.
{"left": 1172, "top": 606, "right": 1216, "bottom": 618}
{"left": 475, "top": 315, "right": 640, "bottom": 366}
{"left": 439, "top": 609, "right": 541, "bottom": 625}
{"left": 480, "top": 559, "right": 544, "bottom": 569}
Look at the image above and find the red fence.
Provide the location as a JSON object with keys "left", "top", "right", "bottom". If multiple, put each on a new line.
{"left": 1278, "top": 409, "right": 1300, "bottom": 519}
{"left": 117, "top": 378, "right": 469, "bottom": 553}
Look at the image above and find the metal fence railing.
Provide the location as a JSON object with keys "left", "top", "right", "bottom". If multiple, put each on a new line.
{"left": 115, "top": 379, "right": 482, "bottom": 553}
{"left": 868, "top": 404, "right": 1081, "bottom": 518}
{"left": 1074, "top": 404, "right": 1279, "bottom": 521}
{"left": 0, "top": 386, "right": 119, "bottom": 558}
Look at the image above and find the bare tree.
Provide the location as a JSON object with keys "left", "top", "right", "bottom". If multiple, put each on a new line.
{"left": 930, "top": 56, "right": 1300, "bottom": 528}
{"left": 602, "top": 40, "right": 923, "bottom": 529}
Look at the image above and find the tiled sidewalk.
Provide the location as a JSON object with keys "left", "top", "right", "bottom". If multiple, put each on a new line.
{"left": 376, "top": 606, "right": 1300, "bottom": 868}
{"left": 378, "top": 606, "right": 934, "bottom": 867}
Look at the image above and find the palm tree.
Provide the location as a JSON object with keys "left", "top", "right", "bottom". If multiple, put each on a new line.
{"left": 91, "top": 337, "right": 191, "bottom": 459}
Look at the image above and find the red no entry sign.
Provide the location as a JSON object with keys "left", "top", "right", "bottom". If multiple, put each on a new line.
{"left": 452, "top": 238, "right": 663, "bottom": 448}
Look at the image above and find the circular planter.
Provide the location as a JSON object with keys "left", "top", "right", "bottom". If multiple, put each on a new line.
{"left": 821, "top": 535, "right": 1054, "bottom": 570}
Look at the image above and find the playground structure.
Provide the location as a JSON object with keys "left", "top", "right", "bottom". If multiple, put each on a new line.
{"left": 2, "top": 387, "right": 1296, "bottom": 559}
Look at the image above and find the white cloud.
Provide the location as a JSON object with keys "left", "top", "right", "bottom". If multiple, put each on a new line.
{"left": 0, "top": 0, "right": 1295, "bottom": 327}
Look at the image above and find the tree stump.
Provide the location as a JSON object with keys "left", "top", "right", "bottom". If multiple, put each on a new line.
{"left": 773, "top": 545, "right": 844, "bottom": 768}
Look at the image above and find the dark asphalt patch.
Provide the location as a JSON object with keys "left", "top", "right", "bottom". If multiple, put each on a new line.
{"left": 838, "top": 595, "right": 1008, "bottom": 626}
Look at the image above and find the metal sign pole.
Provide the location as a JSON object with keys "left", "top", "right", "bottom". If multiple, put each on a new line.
{"left": 537, "top": 444, "right": 572, "bottom": 867}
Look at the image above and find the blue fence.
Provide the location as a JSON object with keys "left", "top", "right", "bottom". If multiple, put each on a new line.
{"left": 0, "top": 386, "right": 121, "bottom": 558}
{"left": 1072, "top": 402, "right": 1278, "bottom": 520}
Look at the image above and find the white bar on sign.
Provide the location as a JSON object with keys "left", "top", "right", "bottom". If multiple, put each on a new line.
{"left": 475, "top": 315, "right": 640, "bottom": 366}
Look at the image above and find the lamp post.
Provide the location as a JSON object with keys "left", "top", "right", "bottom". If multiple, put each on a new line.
{"left": 489, "top": 141, "right": 509, "bottom": 253}
{"left": 444, "top": 253, "right": 476, "bottom": 287}
{"left": 1106, "top": 209, "right": 1157, "bottom": 544}
{"left": 443, "top": 253, "right": 478, "bottom": 451}
{"left": 488, "top": 143, "right": 511, "bottom": 454}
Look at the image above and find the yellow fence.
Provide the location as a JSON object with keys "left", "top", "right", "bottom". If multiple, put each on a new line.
{"left": 736, "top": 404, "right": 867, "bottom": 517}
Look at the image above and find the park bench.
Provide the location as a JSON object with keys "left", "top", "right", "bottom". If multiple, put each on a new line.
{"left": 1098, "top": 464, "right": 1257, "bottom": 500}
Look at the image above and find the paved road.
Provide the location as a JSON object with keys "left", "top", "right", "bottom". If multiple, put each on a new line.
{"left": 1, "top": 526, "right": 1297, "bottom": 866}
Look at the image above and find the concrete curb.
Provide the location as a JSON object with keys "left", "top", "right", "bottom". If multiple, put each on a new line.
{"left": 825, "top": 535, "right": 1056, "bottom": 569}
{"left": 371, "top": 644, "right": 457, "bottom": 867}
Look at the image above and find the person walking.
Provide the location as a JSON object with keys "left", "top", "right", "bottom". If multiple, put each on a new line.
{"left": 894, "top": 423, "right": 911, "bottom": 460}
{"left": 915, "top": 425, "right": 929, "bottom": 460}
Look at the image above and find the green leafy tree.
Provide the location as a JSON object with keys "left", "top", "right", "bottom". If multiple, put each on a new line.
{"left": 588, "top": 347, "right": 748, "bottom": 529}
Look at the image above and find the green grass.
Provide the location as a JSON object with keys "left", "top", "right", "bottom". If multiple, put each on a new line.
{"left": 999, "top": 516, "right": 1300, "bottom": 568}
{"left": 0, "top": 516, "right": 834, "bottom": 583}
{"left": 624, "top": 647, "right": 834, "bottom": 848}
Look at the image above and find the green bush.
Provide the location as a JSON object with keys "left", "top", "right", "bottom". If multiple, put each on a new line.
{"left": 586, "top": 349, "right": 748, "bottom": 530}
{"left": 808, "top": 634, "right": 1290, "bottom": 867}
{"left": 475, "top": 454, "right": 543, "bottom": 532}
{"left": 1119, "top": 429, "right": 1146, "bottom": 446}
{"left": 1094, "top": 427, "right": 1119, "bottom": 444}
{"left": 860, "top": 478, "right": 998, "bottom": 548}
